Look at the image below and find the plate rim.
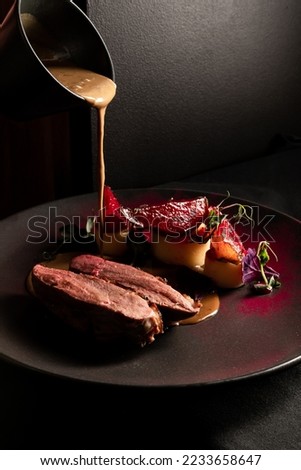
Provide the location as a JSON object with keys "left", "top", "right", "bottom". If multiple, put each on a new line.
{"left": 0, "top": 187, "right": 300, "bottom": 387}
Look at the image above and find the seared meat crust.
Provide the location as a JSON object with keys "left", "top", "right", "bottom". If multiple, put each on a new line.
{"left": 32, "top": 264, "right": 163, "bottom": 347}
{"left": 70, "top": 254, "right": 199, "bottom": 321}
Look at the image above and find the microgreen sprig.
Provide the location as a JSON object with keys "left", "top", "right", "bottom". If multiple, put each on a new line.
{"left": 208, "top": 191, "right": 254, "bottom": 233}
{"left": 242, "top": 241, "right": 281, "bottom": 294}
{"left": 223, "top": 202, "right": 254, "bottom": 228}
{"left": 254, "top": 241, "right": 281, "bottom": 293}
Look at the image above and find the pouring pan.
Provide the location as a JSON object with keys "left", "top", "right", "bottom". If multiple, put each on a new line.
{"left": 0, "top": 0, "right": 114, "bottom": 120}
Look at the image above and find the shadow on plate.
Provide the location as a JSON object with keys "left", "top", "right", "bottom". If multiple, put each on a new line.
{"left": 0, "top": 294, "right": 155, "bottom": 366}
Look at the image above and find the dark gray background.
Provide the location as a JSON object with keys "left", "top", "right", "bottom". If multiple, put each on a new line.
{"left": 86, "top": 0, "right": 301, "bottom": 189}
{"left": 1, "top": 0, "right": 301, "bottom": 451}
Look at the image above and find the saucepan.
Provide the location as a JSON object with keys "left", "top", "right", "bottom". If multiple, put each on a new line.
{"left": 0, "top": 0, "right": 114, "bottom": 120}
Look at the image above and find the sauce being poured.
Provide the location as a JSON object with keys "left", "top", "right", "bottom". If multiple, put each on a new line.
{"left": 23, "top": 13, "right": 219, "bottom": 325}
{"left": 22, "top": 13, "right": 116, "bottom": 248}
{"left": 46, "top": 64, "right": 116, "bottom": 246}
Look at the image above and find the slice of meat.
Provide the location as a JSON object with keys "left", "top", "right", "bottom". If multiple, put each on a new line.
{"left": 31, "top": 264, "right": 163, "bottom": 347}
{"left": 102, "top": 186, "right": 210, "bottom": 241}
{"left": 130, "top": 196, "right": 209, "bottom": 236}
{"left": 70, "top": 254, "right": 199, "bottom": 321}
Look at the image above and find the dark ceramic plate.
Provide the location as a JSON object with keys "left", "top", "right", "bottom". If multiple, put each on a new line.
{"left": 0, "top": 189, "right": 300, "bottom": 387}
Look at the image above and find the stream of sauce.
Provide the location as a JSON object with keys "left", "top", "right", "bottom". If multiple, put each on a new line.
{"left": 46, "top": 63, "right": 116, "bottom": 247}
{"left": 22, "top": 14, "right": 219, "bottom": 326}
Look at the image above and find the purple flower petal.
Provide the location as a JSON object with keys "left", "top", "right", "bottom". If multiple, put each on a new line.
{"left": 242, "top": 248, "right": 280, "bottom": 285}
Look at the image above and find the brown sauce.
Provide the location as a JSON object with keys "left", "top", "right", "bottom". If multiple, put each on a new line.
{"left": 46, "top": 65, "right": 116, "bottom": 249}
{"left": 22, "top": 14, "right": 219, "bottom": 324}
{"left": 178, "top": 292, "right": 219, "bottom": 325}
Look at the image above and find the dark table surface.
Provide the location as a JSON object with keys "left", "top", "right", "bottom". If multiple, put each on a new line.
{"left": 0, "top": 147, "right": 300, "bottom": 450}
